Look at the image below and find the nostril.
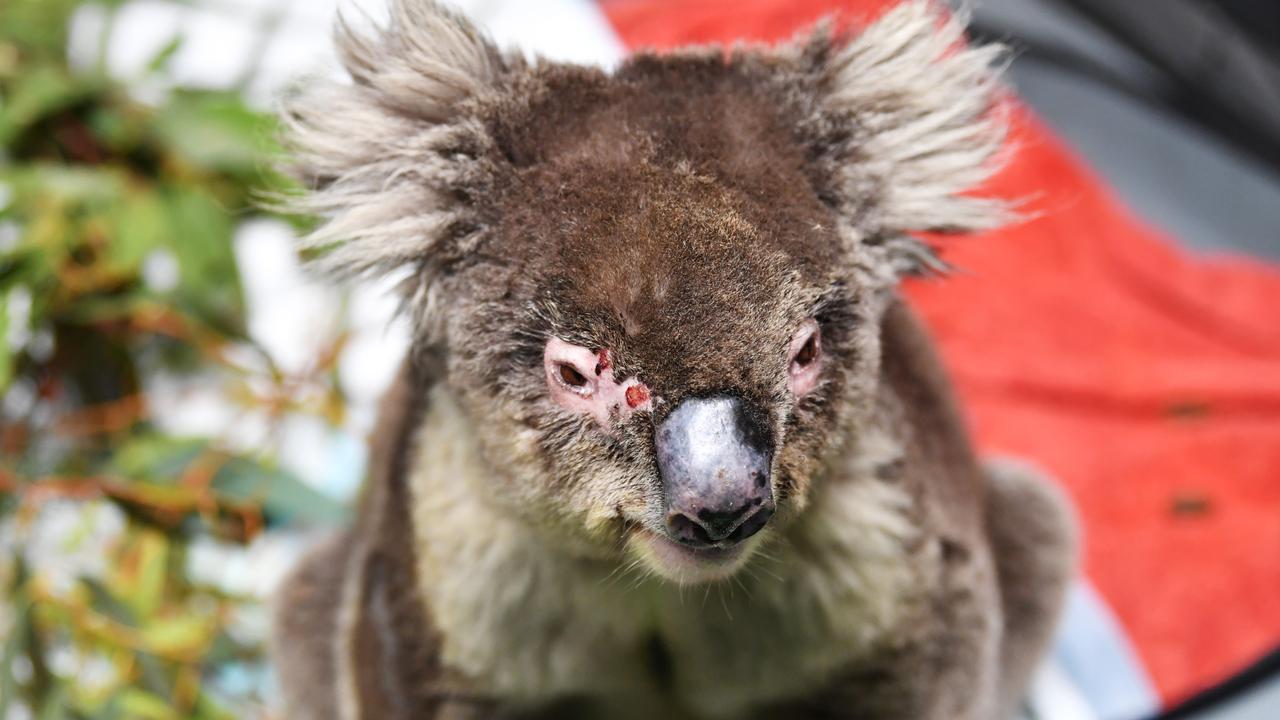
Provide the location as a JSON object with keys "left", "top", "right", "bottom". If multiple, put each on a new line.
{"left": 667, "top": 512, "right": 713, "bottom": 546}
{"left": 728, "top": 504, "right": 774, "bottom": 543}
{"left": 671, "top": 500, "right": 772, "bottom": 545}
{"left": 698, "top": 507, "right": 744, "bottom": 541}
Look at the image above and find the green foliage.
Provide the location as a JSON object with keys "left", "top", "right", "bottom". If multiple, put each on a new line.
{"left": 0, "top": 1, "right": 348, "bottom": 716}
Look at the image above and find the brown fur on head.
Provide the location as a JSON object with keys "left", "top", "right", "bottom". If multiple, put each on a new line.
{"left": 282, "top": 0, "right": 1009, "bottom": 582}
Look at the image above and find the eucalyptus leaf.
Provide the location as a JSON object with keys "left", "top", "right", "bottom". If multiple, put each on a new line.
{"left": 162, "top": 186, "right": 244, "bottom": 331}
{"left": 0, "top": 64, "right": 99, "bottom": 148}
{"left": 108, "top": 187, "right": 169, "bottom": 273}
{"left": 36, "top": 681, "right": 70, "bottom": 720}
{"left": 0, "top": 0, "right": 85, "bottom": 58}
{"left": 154, "top": 91, "right": 277, "bottom": 177}
{"left": 110, "top": 434, "right": 209, "bottom": 483}
{"left": 212, "top": 457, "right": 347, "bottom": 526}
{"left": 83, "top": 577, "right": 138, "bottom": 626}
{"left": 145, "top": 36, "right": 184, "bottom": 76}
{"left": 4, "top": 163, "right": 129, "bottom": 207}
{"left": 0, "top": 290, "right": 12, "bottom": 390}
{"left": 0, "top": 583, "right": 32, "bottom": 718}
{"left": 138, "top": 614, "right": 217, "bottom": 660}
{"left": 114, "top": 688, "right": 175, "bottom": 720}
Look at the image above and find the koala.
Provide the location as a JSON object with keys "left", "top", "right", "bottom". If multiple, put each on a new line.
{"left": 270, "top": 2, "right": 1077, "bottom": 719}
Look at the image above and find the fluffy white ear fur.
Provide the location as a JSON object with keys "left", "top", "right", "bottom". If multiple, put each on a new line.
{"left": 804, "top": 0, "right": 1014, "bottom": 279}
{"left": 280, "top": 0, "right": 505, "bottom": 282}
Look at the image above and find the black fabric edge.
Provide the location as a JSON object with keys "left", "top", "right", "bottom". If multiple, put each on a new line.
{"left": 1150, "top": 644, "right": 1280, "bottom": 719}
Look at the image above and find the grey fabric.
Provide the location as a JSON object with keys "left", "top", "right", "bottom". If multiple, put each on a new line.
{"left": 965, "top": 0, "right": 1280, "bottom": 262}
{"left": 1060, "top": 0, "right": 1280, "bottom": 169}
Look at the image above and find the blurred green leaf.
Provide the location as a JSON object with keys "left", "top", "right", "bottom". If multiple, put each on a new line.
{"left": 0, "top": 64, "right": 100, "bottom": 148}
{"left": 126, "top": 532, "right": 169, "bottom": 618}
{"left": 0, "top": 0, "right": 83, "bottom": 60}
{"left": 195, "top": 695, "right": 241, "bottom": 720}
{"left": 110, "top": 434, "right": 208, "bottom": 482}
{"left": 86, "top": 103, "right": 148, "bottom": 156}
{"left": 0, "top": 291, "right": 11, "bottom": 390}
{"left": 108, "top": 187, "right": 168, "bottom": 272}
{"left": 84, "top": 578, "right": 137, "bottom": 627}
{"left": 108, "top": 434, "right": 347, "bottom": 527}
{"left": 0, "top": 583, "right": 32, "bottom": 718}
{"left": 154, "top": 91, "right": 277, "bottom": 177}
{"left": 213, "top": 458, "right": 346, "bottom": 525}
{"left": 36, "top": 682, "right": 71, "bottom": 720}
{"left": 164, "top": 186, "right": 244, "bottom": 331}
{"left": 3, "top": 163, "right": 129, "bottom": 208}
{"left": 146, "top": 36, "right": 184, "bottom": 76}
{"left": 115, "top": 688, "right": 175, "bottom": 720}
{"left": 138, "top": 614, "right": 216, "bottom": 660}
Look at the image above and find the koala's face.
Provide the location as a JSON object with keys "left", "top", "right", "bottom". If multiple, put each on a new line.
{"left": 438, "top": 62, "right": 883, "bottom": 584}
{"left": 288, "top": 1, "right": 1006, "bottom": 585}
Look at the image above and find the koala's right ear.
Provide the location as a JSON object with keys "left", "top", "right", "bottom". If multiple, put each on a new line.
{"left": 280, "top": 0, "right": 511, "bottom": 286}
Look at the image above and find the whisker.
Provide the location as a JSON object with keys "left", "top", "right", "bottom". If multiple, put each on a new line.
{"left": 717, "top": 585, "right": 734, "bottom": 621}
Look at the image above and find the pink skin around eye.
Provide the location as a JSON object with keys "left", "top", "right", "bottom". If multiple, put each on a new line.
{"left": 787, "top": 320, "right": 822, "bottom": 397}
{"left": 544, "top": 338, "right": 653, "bottom": 432}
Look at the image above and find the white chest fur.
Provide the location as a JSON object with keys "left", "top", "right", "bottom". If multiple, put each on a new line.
{"left": 407, "top": 387, "right": 930, "bottom": 718}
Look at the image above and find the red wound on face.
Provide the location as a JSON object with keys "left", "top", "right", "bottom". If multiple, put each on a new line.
{"left": 625, "top": 383, "right": 650, "bottom": 409}
{"left": 595, "top": 349, "right": 611, "bottom": 375}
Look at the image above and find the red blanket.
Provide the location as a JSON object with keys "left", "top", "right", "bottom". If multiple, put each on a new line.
{"left": 604, "top": 0, "right": 1280, "bottom": 705}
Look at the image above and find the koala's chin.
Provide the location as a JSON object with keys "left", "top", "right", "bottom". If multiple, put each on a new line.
{"left": 628, "top": 526, "right": 764, "bottom": 585}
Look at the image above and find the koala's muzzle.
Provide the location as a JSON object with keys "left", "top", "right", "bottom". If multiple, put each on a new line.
{"left": 655, "top": 395, "right": 774, "bottom": 547}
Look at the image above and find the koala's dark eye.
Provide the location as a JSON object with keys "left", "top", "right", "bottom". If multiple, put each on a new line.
{"left": 558, "top": 363, "right": 589, "bottom": 388}
{"left": 793, "top": 334, "right": 819, "bottom": 367}
{"left": 787, "top": 321, "right": 822, "bottom": 397}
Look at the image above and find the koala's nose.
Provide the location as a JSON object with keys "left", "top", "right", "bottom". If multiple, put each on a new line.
{"left": 655, "top": 394, "right": 775, "bottom": 547}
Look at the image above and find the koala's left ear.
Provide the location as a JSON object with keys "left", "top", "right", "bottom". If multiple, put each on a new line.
{"left": 788, "top": 1, "right": 1014, "bottom": 283}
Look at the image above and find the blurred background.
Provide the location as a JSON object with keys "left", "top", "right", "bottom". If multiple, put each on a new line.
{"left": 0, "top": 1, "right": 1277, "bottom": 719}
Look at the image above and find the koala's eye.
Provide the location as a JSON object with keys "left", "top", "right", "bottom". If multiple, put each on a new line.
{"left": 558, "top": 363, "right": 589, "bottom": 389}
{"left": 543, "top": 337, "right": 651, "bottom": 429}
{"left": 793, "top": 333, "right": 819, "bottom": 368}
{"left": 544, "top": 338, "right": 601, "bottom": 402}
{"left": 787, "top": 320, "right": 822, "bottom": 397}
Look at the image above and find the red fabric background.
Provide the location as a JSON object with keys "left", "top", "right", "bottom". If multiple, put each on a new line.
{"left": 603, "top": 0, "right": 1280, "bottom": 705}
